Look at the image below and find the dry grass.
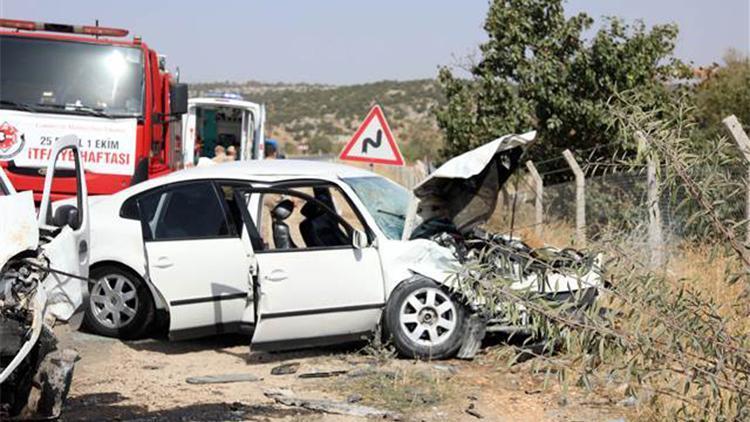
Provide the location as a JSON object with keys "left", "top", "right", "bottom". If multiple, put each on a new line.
{"left": 327, "top": 366, "right": 458, "bottom": 414}
{"left": 667, "top": 244, "right": 749, "bottom": 334}
{"left": 488, "top": 210, "right": 747, "bottom": 333}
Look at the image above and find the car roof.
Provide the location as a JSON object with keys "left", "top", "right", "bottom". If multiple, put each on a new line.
{"left": 120, "top": 159, "right": 379, "bottom": 197}
{"left": 185, "top": 159, "right": 376, "bottom": 179}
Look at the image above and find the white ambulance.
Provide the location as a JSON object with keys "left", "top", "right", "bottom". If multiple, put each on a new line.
{"left": 183, "top": 92, "right": 266, "bottom": 165}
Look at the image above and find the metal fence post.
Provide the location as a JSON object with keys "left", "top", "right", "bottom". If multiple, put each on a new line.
{"left": 525, "top": 161, "right": 543, "bottom": 237}
{"left": 723, "top": 115, "right": 750, "bottom": 246}
{"left": 636, "top": 132, "right": 664, "bottom": 268}
{"left": 562, "top": 149, "right": 586, "bottom": 246}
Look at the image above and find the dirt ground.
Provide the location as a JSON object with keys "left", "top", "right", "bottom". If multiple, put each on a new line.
{"left": 54, "top": 325, "right": 630, "bottom": 421}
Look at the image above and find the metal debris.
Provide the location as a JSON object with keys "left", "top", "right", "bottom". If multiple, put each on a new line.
{"left": 466, "top": 402, "right": 484, "bottom": 419}
{"left": 457, "top": 313, "right": 487, "bottom": 359}
{"left": 270, "top": 362, "right": 300, "bottom": 375}
{"left": 21, "top": 349, "right": 79, "bottom": 419}
{"left": 298, "top": 370, "right": 348, "bottom": 379}
{"left": 185, "top": 373, "right": 261, "bottom": 385}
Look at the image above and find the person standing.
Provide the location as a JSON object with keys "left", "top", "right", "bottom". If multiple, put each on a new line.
{"left": 213, "top": 145, "right": 229, "bottom": 163}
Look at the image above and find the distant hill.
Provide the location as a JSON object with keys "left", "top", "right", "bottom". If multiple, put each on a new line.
{"left": 189, "top": 79, "right": 445, "bottom": 161}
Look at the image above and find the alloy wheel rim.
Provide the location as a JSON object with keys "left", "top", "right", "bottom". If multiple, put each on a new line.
{"left": 399, "top": 287, "right": 457, "bottom": 347}
{"left": 90, "top": 274, "right": 138, "bottom": 329}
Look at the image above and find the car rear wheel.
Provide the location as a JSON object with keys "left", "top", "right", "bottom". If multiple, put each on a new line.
{"left": 83, "top": 265, "right": 154, "bottom": 339}
{"left": 384, "top": 277, "right": 467, "bottom": 359}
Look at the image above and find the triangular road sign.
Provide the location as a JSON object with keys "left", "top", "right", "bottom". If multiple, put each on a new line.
{"left": 339, "top": 105, "right": 404, "bottom": 166}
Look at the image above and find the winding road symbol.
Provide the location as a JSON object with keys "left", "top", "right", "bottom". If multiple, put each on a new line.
{"left": 362, "top": 129, "right": 383, "bottom": 154}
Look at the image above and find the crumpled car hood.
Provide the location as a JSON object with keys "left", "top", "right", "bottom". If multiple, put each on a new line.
{"left": 407, "top": 131, "right": 536, "bottom": 237}
{"left": 0, "top": 191, "right": 39, "bottom": 269}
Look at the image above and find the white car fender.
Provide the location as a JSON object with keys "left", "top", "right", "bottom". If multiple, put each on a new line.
{"left": 88, "top": 221, "right": 170, "bottom": 311}
{"left": 378, "top": 238, "right": 462, "bottom": 297}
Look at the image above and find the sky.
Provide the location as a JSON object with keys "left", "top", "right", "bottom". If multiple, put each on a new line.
{"left": 0, "top": 0, "right": 747, "bottom": 84}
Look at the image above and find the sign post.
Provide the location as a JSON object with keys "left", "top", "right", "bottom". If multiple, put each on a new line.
{"left": 339, "top": 105, "right": 404, "bottom": 166}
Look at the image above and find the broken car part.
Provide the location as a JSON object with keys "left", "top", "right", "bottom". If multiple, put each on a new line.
{"left": 1, "top": 135, "right": 90, "bottom": 419}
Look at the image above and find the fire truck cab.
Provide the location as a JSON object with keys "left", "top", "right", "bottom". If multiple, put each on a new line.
{"left": 183, "top": 93, "right": 266, "bottom": 165}
{"left": 0, "top": 19, "right": 188, "bottom": 201}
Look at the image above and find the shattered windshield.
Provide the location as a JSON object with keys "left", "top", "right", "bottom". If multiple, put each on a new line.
{"left": 344, "top": 176, "right": 411, "bottom": 240}
{"left": 0, "top": 36, "right": 144, "bottom": 117}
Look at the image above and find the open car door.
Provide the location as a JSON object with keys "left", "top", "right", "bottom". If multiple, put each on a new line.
{"left": 38, "top": 134, "right": 90, "bottom": 325}
{"left": 182, "top": 105, "right": 198, "bottom": 166}
{"left": 137, "top": 180, "right": 255, "bottom": 340}
{"left": 249, "top": 186, "right": 385, "bottom": 351}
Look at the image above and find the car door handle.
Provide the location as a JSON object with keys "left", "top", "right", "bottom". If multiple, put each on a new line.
{"left": 264, "top": 269, "right": 287, "bottom": 282}
{"left": 78, "top": 240, "right": 88, "bottom": 255}
{"left": 153, "top": 256, "right": 173, "bottom": 269}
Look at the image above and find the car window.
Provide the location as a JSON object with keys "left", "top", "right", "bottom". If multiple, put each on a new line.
{"left": 258, "top": 185, "right": 364, "bottom": 251}
{"left": 137, "top": 182, "right": 234, "bottom": 241}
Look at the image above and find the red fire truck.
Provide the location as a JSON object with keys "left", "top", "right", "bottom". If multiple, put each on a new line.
{"left": 0, "top": 19, "right": 188, "bottom": 201}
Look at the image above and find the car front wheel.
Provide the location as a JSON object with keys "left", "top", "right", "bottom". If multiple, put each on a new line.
{"left": 83, "top": 265, "right": 154, "bottom": 339}
{"left": 384, "top": 276, "right": 467, "bottom": 359}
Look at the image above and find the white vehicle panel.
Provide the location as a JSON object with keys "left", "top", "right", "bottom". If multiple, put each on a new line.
{"left": 144, "top": 238, "right": 252, "bottom": 335}
{"left": 252, "top": 247, "right": 385, "bottom": 345}
{"left": 0, "top": 191, "right": 38, "bottom": 268}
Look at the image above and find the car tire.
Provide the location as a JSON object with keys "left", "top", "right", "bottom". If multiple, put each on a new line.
{"left": 83, "top": 265, "right": 154, "bottom": 339}
{"left": 384, "top": 276, "right": 468, "bottom": 359}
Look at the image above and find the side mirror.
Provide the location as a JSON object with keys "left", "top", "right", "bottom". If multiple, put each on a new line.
{"left": 53, "top": 204, "right": 81, "bottom": 230}
{"left": 351, "top": 229, "right": 368, "bottom": 250}
{"left": 170, "top": 83, "right": 188, "bottom": 115}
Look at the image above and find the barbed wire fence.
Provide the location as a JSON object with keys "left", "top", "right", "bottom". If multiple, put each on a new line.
{"left": 488, "top": 115, "right": 750, "bottom": 272}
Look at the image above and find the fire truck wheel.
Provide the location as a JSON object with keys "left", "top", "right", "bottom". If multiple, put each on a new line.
{"left": 83, "top": 265, "right": 154, "bottom": 339}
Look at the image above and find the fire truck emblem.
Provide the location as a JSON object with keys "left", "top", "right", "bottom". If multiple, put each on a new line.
{"left": 0, "top": 122, "right": 25, "bottom": 160}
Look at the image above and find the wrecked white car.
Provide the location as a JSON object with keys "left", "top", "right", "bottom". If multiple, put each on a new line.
{"left": 0, "top": 136, "right": 89, "bottom": 419}
{"left": 80, "top": 132, "right": 601, "bottom": 359}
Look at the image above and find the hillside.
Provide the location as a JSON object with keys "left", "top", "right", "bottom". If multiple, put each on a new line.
{"left": 189, "top": 79, "right": 445, "bottom": 161}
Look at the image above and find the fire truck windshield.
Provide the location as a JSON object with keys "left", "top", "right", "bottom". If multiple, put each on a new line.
{"left": 0, "top": 35, "right": 144, "bottom": 118}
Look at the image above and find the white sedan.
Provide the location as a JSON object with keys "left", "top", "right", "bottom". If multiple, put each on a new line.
{"left": 79, "top": 132, "right": 602, "bottom": 359}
